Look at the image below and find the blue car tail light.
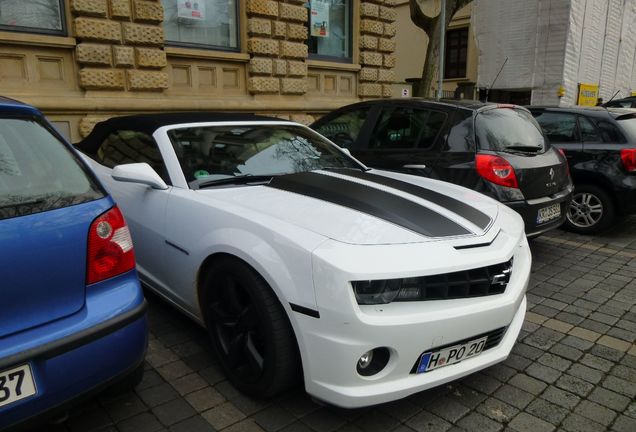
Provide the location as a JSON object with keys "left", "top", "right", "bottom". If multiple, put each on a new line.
{"left": 87, "top": 206, "right": 135, "bottom": 285}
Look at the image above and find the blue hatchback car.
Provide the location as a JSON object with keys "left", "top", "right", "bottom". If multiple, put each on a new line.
{"left": 0, "top": 98, "right": 147, "bottom": 430}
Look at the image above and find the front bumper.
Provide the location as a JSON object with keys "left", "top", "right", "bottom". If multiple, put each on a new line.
{"left": 296, "top": 229, "right": 530, "bottom": 408}
{"left": 0, "top": 271, "right": 147, "bottom": 430}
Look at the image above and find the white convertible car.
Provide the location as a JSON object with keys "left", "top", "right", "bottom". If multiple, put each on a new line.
{"left": 78, "top": 113, "right": 530, "bottom": 408}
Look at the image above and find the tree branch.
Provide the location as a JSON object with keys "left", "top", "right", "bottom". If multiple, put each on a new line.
{"left": 409, "top": 0, "right": 435, "bottom": 35}
{"left": 450, "top": 0, "right": 473, "bottom": 17}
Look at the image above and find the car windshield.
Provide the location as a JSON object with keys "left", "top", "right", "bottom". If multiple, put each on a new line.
{"left": 475, "top": 108, "right": 547, "bottom": 153}
{"left": 617, "top": 117, "right": 636, "bottom": 141}
{"left": 0, "top": 116, "right": 103, "bottom": 221}
{"left": 166, "top": 124, "right": 364, "bottom": 187}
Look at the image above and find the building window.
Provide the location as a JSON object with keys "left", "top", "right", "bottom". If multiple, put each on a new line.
{"left": 307, "top": 0, "right": 352, "bottom": 61}
{"left": 161, "top": 0, "right": 239, "bottom": 51}
{"left": 445, "top": 27, "right": 468, "bottom": 79}
{"left": 0, "top": 0, "right": 65, "bottom": 35}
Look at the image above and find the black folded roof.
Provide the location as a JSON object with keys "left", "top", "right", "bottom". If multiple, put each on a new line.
{"left": 78, "top": 111, "right": 283, "bottom": 153}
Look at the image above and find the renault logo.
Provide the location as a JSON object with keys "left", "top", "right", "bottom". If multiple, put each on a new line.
{"left": 549, "top": 168, "right": 555, "bottom": 180}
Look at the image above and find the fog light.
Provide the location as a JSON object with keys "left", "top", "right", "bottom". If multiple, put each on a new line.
{"left": 358, "top": 351, "right": 373, "bottom": 369}
{"left": 356, "top": 347, "right": 390, "bottom": 377}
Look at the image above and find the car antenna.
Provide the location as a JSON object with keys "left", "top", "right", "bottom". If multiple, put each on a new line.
{"left": 603, "top": 90, "right": 620, "bottom": 107}
{"left": 486, "top": 57, "right": 508, "bottom": 102}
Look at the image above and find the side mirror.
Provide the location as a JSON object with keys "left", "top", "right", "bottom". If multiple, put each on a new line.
{"left": 112, "top": 163, "right": 168, "bottom": 190}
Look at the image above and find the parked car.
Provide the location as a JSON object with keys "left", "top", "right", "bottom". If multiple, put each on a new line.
{"left": 603, "top": 96, "right": 636, "bottom": 109}
{"left": 0, "top": 98, "right": 147, "bottom": 430}
{"left": 311, "top": 99, "right": 573, "bottom": 238}
{"left": 527, "top": 106, "right": 636, "bottom": 233}
{"left": 76, "top": 112, "right": 530, "bottom": 408}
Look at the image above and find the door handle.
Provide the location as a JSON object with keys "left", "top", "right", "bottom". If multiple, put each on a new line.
{"left": 402, "top": 164, "right": 427, "bottom": 169}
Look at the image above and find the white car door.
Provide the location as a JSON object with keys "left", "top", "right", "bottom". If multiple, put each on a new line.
{"left": 85, "top": 129, "right": 172, "bottom": 291}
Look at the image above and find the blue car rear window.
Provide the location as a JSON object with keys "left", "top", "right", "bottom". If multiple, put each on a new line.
{"left": 0, "top": 117, "right": 103, "bottom": 221}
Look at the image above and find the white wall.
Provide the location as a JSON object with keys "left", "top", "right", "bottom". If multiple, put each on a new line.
{"left": 562, "top": 0, "right": 636, "bottom": 105}
{"left": 473, "top": 0, "right": 570, "bottom": 105}
{"left": 474, "top": 0, "right": 636, "bottom": 105}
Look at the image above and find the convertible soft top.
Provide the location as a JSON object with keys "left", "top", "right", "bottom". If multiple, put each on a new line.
{"left": 78, "top": 111, "right": 281, "bottom": 154}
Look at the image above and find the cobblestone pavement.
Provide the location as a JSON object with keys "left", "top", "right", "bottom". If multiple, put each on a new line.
{"left": 34, "top": 218, "right": 636, "bottom": 432}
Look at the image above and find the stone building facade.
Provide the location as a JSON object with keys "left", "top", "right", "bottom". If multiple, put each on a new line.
{"left": 0, "top": 0, "right": 397, "bottom": 141}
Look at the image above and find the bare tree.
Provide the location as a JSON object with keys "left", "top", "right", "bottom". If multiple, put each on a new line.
{"left": 409, "top": 0, "right": 473, "bottom": 97}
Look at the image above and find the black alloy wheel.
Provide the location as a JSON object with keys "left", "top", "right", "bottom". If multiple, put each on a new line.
{"left": 565, "top": 184, "right": 615, "bottom": 234}
{"left": 201, "top": 257, "right": 299, "bottom": 397}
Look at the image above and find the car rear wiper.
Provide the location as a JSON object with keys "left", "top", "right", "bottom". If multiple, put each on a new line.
{"left": 504, "top": 145, "right": 543, "bottom": 153}
{"left": 197, "top": 174, "right": 276, "bottom": 189}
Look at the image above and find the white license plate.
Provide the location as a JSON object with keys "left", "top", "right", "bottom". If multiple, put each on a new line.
{"left": 0, "top": 364, "right": 37, "bottom": 408}
{"left": 537, "top": 203, "right": 561, "bottom": 224}
{"left": 416, "top": 336, "right": 488, "bottom": 373}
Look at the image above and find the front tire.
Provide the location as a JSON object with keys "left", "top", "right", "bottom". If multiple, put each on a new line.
{"left": 201, "top": 257, "right": 299, "bottom": 397}
{"left": 564, "top": 184, "right": 615, "bottom": 234}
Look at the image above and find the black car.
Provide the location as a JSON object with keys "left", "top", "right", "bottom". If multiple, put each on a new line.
{"left": 527, "top": 106, "right": 636, "bottom": 233}
{"left": 311, "top": 99, "right": 572, "bottom": 237}
{"left": 603, "top": 96, "right": 636, "bottom": 109}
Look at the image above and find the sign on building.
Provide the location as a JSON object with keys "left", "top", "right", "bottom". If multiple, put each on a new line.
{"left": 577, "top": 83, "right": 599, "bottom": 106}
{"left": 177, "top": 1, "right": 205, "bottom": 20}
{"left": 310, "top": 0, "right": 330, "bottom": 37}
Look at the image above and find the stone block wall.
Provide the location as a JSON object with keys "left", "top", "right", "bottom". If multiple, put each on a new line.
{"left": 72, "top": 0, "right": 168, "bottom": 91}
{"left": 246, "top": 0, "right": 309, "bottom": 95}
{"left": 358, "top": 0, "right": 397, "bottom": 98}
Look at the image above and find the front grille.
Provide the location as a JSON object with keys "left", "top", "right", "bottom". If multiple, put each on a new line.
{"left": 410, "top": 327, "right": 508, "bottom": 374}
{"left": 394, "top": 258, "right": 513, "bottom": 302}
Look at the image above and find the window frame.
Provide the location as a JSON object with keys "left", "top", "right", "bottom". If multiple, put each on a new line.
{"left": 0, "top": 0, "right": 67, "bottom": 36}
{"left": 577, "top": 115, "right": 603, "bottom": 144}
{"left": 96, "top": 129, "right": 172, "bottom": 185}
{"left": 307, "top": 0, "right": 354, "bottom": 63}
{"left": 534, "top": 111, "right": 579, "bottom": 144}
{"left": 162, "top": 0, "right": 241, "bottom": 53}
{"left": 313, "top": 106, "right": 373, "bottom": 149}
{"left": 444, "top": 27, "right": 469, "bottom": 80}
{"left": 369, "top": 106, "right": 448, "bottom": 151}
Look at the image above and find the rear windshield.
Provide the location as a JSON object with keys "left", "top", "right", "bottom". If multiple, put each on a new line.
{"left": 475, "top": 108, "right": 547, "bottom": 153}
{"left": 0, "top": 117, "right": 104, "bottom": 221}
{"left": 617, "top": 117, "right": 636, "bottom": 141}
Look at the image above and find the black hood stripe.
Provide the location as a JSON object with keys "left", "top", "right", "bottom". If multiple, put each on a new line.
{"left": 267, "top": 172, "right": 471, "bottom": 238}
{"left": 333, "top": 169, "right": 491, "bottom": 230}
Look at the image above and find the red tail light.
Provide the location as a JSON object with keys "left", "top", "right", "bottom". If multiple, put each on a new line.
{"left": 87, "top": 205, "right": 135, "bottom": 285}
{"left": 475, "top": 154, "right": 519, "bottom": 188}
{"left": 620, "top": 149, "right": 636, "bottom": 172}
{"left": 557, "top": 148, "right": 570, "bottom": 177}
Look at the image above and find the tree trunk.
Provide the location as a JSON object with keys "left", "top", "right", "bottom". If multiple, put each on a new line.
{"left": 410, "top": 0, "right": 473, "bottom": 98}
{"left": 416, "top": 18, "right": 441, "bottom": 97}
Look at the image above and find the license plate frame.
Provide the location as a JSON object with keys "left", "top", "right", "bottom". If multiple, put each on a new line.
{"left": 536, "top": 203, "right": 561, "bottom": 224}
{"left": 0, "top": 363, "right": 37, "bottom": 408}
{"left": 416, "top": 336, "right": 488, "bottom": 374}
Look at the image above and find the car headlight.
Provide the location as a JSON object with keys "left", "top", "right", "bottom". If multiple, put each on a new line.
{"left": 352, "top": 279, "right": 402, "bottom": 305}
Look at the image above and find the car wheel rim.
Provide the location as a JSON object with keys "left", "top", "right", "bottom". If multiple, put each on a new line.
{"left": 566, "top": 192, "right": 603, "bottom": 228}
{"left": 206, "top": 274, "right": 265, "bottom": 381}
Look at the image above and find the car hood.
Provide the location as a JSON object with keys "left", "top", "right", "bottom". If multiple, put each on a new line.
{"left": 197, "top": 169, "right": 504, "bottom": 245}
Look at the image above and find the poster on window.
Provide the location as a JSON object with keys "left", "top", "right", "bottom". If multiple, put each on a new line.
{"left": 310, "top": 0, "right": 330, "bottom": 37}
{"left": 177, "top": 0, "right": 206, "bottom": 20}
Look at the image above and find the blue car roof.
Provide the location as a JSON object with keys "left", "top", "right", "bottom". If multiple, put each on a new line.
{"left": 0, "top": 96, "right": 41, "bottom": 116}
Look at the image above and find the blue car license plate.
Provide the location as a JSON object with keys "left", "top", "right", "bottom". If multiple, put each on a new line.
{"left": 0, "top": 364, "right": 37, "bottom": 408}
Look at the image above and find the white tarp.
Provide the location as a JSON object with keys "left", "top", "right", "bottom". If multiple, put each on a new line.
{"left": 473, "top": 0, "right": 636, "bottom": 105}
